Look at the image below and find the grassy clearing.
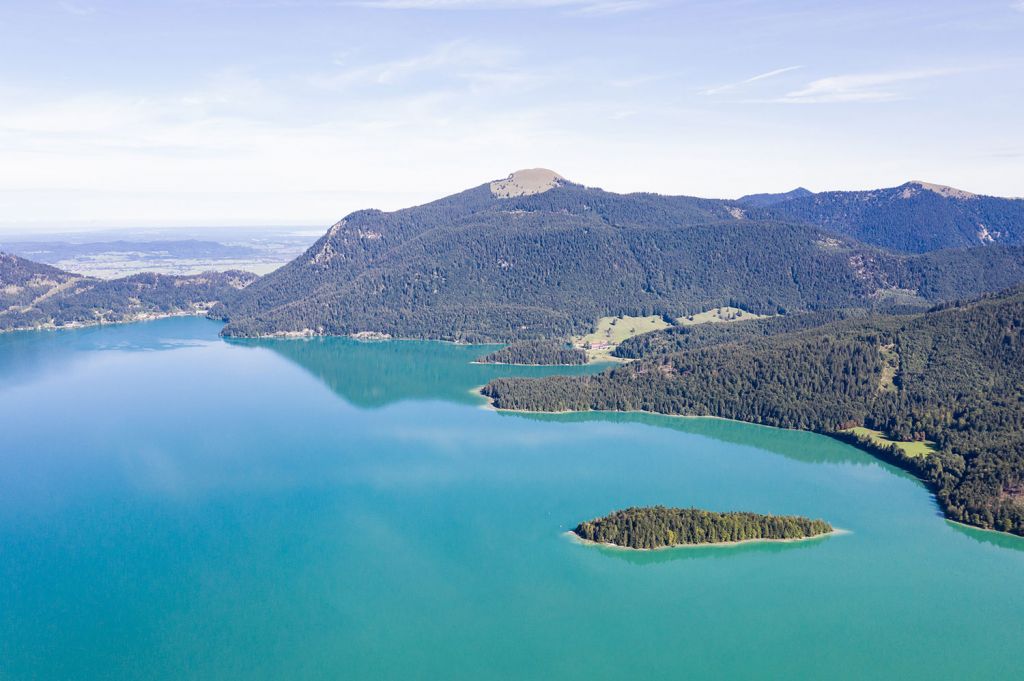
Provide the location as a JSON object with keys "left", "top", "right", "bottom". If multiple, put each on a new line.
{"left": 676, "top": 306, "right": 767, "bottom": 326}
{"left": 844, "top": 426, "right": 937, "bottom": 458}
{"left": 878, "top": 343, "right": 899, "bottom": 393}
{"left": 573, "top": 308, "right": 768, "bottom": 362}
{"left": 574, "top": 315, "right": 671, "bottom": 362}
{"left": 870, "top": 288, "right": 928, "bottom": 307}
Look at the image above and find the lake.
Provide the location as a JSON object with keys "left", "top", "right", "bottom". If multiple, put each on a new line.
{"left": 1, "top": 317, "right": 1022, "bottom": 680}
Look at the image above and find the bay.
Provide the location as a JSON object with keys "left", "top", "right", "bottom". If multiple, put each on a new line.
{"left": 1, "top": 317, "right": 1022, "bottom": 680}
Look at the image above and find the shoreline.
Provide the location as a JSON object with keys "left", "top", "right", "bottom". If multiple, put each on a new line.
{"left": 227, "top": 331, "right": 497, "bottom": 347}
{"left": 475, "top": 388, "right": 800, "bottom": 430}
{"left": 565, "top": 528, "right": 848, "bottom": 551}
{"left": 0, "top": 309, "right": 212, "bottom": 335}
{"left": 470, "top": 360, "right": 592, "bottom": 367}
{"left": 945, "top": 518, "right": 1024, "bottom": 540}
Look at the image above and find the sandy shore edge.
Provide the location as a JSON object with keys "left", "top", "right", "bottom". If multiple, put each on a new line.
{"left": 565, "top": 528, "right": 849, "bottom": 551}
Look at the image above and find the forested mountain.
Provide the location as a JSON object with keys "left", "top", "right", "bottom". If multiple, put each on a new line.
{"left": 482, "top": 288, "right": 1024, "bottom": 536}
{"left": 754, "top": 182, "right": 1024, "bottom": 253}
{"left": 0, "top": 252, "right": 256, "bottom": 332}
{"left": 737, "top": 187, "right": 814, "bottom": 208}
{"left": 216, "top": 170, "right": 1024, "bottom": 341}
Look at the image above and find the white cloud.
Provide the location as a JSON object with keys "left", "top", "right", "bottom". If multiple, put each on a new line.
{"left": 775, "top": 67, "right": 967, "bottom": 103}
{"left": 703, "top": 65, "right": 803, "bottom": 96}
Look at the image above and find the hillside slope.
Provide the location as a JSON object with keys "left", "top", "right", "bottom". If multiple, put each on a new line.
{"left": 0, "top": 252, "right": 257, "bottom": 332}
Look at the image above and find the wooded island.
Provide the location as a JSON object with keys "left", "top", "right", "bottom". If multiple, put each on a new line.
{"left": 573, "top": 506, "right": 834, "bottom": 549}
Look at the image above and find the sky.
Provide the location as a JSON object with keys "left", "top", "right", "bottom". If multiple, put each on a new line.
{"left": 0, "top": 0, "right": 1022, "bottom": 232}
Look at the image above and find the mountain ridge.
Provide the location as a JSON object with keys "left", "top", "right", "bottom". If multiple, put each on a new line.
{"left": 753, "top": 181, "right": 1022, "bottom": 252}
{"left": 737, "top": 187, "right": 814, "bottom": 207}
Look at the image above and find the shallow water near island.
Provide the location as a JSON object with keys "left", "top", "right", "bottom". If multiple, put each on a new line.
{"left": 1, "top": 317, "right": 1022, "bottom": 680}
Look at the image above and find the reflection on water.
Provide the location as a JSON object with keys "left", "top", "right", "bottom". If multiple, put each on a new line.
{"left": 503, "top": 410, "right": 872, "bottom": 467}
{"left": 568, "top": 531, "right": 837, "bottom": 565}
{"left": 947, "top": 521, "right": 1024, "bottom": 552}
{"left": 1, "top": 318, "right": 911, "bottom": 476}
{"left": 244, "top": 332, "right": 912, "bottom": 470}
{"left": 0, "top": 317, "right": 219, "bottom": 389}
{"left": 234, "top": 334, "right": 605, "bottom": 408}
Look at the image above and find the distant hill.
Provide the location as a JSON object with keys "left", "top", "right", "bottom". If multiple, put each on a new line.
{"left": 216, "top": 170, "right": 1024, "bottom": 341}
{"left": 482, "top": 286, "right": 1024, "bottom": 536}
{"left": 754, "top": 182, "right": 1024, "bottom": 253}
{"left": 0, "top": 252, "right": 257, "bottom": 332}
{"left": 737, "top": 187, "right": 814, "bottom": 208}
{"left": 0, "top": 234, "right": 314, "bottom": 279}
{"left": 0, "top": 239, "right": 261, "bottom": 261}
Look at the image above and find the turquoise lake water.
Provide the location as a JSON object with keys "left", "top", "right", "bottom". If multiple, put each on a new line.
{"left": 1, "top": 317, "right": 1022, "bottom": 680}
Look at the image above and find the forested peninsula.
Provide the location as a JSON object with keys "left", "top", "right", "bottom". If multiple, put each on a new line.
{"left": 476, "top": 339, "right": 587, "bottom": 365}
{"left": 485, "top": 288, "right": 1024, "bottom": 536}
{"left": 572, "top": 507, "right": 834, "bottom": 549}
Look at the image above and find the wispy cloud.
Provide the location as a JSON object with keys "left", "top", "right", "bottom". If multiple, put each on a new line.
{"left": 703, "top": 65, "right": 803, "bottom": 96}
{"left": 348, "top": 0, "right": 651, "bottom": 13}
{"left": 57, "top": 1, "right": 96, "bottom": 15}
{"left": 568, "top": 1, "right": 652, "bottom": 15}
{"left": 306, "top": 40, "right": 531, "bottom": 92}
{"left": 774, "top": 67, "right": 967, "bottom": 103}
{"left": 0, "top": 56, "right": 573, "bottom": 227}
{"left": 607, "top": 73, "right": 665, "bottom": 88}
{"left": 1013, "top": 1, "right": 1024, "bottom": 12}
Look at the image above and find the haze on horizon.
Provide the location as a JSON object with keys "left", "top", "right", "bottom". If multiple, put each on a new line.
{"left": 1, "top": 0, "right": 1022, "bottom": 233}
